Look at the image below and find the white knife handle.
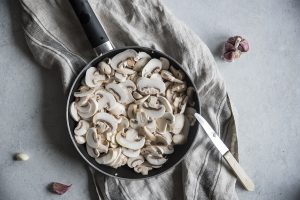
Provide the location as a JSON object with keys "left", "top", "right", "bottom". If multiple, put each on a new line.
{"left": 224, "top": 151, "right": 255, "bottom": 191}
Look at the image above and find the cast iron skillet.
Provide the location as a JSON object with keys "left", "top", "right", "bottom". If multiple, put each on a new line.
{"left": 66, "top": 0, "right": 200, "bottom": 179}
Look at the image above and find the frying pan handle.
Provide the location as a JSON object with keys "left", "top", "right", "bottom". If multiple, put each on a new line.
{"left": 69, "top": 0, "right": 114, "bottom": 55}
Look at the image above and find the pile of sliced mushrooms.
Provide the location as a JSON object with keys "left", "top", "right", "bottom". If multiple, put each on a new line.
{"left": 70, "top": 49, "right": 196, "bottom": 175}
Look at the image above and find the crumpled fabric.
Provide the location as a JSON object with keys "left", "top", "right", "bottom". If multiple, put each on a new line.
{"left": 21, "top": 0, "right": 239, "bottom": 199}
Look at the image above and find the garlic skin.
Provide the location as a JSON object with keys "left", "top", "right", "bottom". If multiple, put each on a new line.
{"left": 51, "top": 182, "right": 72, "bottom": 195}
{"left": 223, "top": 36, "right": 249, "bottom": 62}
{"left": 15, "top": 153, "right": 29, "bottom": 161}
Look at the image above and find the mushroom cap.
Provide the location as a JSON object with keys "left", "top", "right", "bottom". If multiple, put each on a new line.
{"left": 85, "top": 67, "right": 104, "bottom": 88}
{"left": 105, "top": 82, "right": 130, "bottom": 104}
{"left": 141, "top": 58, "right": 162, "bottom": 77}
{"left": 86, "top": 145, "right": 100, "bottom": 158}
{"left": 93, "top": 112, "right": 118, "bottom": 133}
{"left": 94, "top": 89, "right": 117, "bottom": 110}
{"left": 95, "top": 148, "right": 121, "bottom": 165}
{"left": 75, "top": 135, "right": 86, "bottom": 144}
{"left": 97, "top": 61, "right": 112, "bottom": 75}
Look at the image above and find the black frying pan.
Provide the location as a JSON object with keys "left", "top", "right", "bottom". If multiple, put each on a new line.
{"left": 66, "top": 0, "right": 200, "bottom": 179}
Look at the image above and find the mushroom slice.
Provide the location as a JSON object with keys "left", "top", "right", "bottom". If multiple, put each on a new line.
{"left": 145, "top": 154, "right": 167, "bottom": 166}
{"left": 95, "top": 148, "right": 121, "bottom": 165}
{"left": 134, "top": 94, "right": 150, "bottom": 105}
{"left": 115, "top": 72, "right": 127, "bottom": 82}
{"left": 117, "top": 116, "right": 129, "bottom": 132}
{"left": 134, "top": 163, "right": 152, "bottom": 175}
{"left": 155, "top": 132, "right": 172, "bottom": 145}
{"left": 141, "top": 58, "right": 162, "bottom": 77}
{"left": 156, "top": 112, "right": 175, "bottom": 133}
{"left": 141, "top": 103, "right": 165, "bottom": 119}
{"left": 185, "top": 107, "right": 197, "bottom": 126}
{"left": 116, "top": 129, "right": 145, "bottom": 150}
{"left": 157, "top": 96, "right": 173, "bottom": 113}
{"left": 105, "top": 83, "right": 129, "bottom": 104}
{"left": 86, "top": 128, "right": 100, "bottom": 148}
{"left": 116, "top": 66, "right": 136, "bottom": 75}
{"left": 70, "top": 102, "right": 80, "bottom": 121}
{"left": 134, "top": 52, "right": 151, "bottom": 61}
{"left": 171, "top": 82, "right": 187, "bottom": 93}
{"left": 97, "top": 61, "right": 112, "bottom": 75}
{"left": 85, "top": 67, "right": 105, "bottom": 88}
{"left": 111, "top": 153, "right": 127, "bottom": 168}
{"left": 132, "top": 91, "right": 143, "bottom": 100}
{"left": 75, "top": 135, "right": 86, "bottom": 144}
{"left": 127, "top": 155, "right": 144, "bottom": 168}
{"left": 109, "top": 102, "right": 126, "bottom": 118}
{"left": 133, "top": 57, "right": 151, "bottom": 72}
{"left": 141, "top": 146, "right": 161, "bottom": 157}
{"left": 110, "top": 49, "right": 138, "bottom": 70}
{"left": 120, "top": 80, "right": 136, "bottom": 91}
{"left": 93, "top": 113, "right": 118, "bottom": 133}
{"left": 179, "top": 96, "right": 189, "bottom": 114}
{"left": 122, "top": 147, "right": 141, "bottom": 158}
{"left": 161, "top": 70, "right": 183, "bottom": 83}
{"left": 150, "top": 73, "right": 163, "bottom": 81}
{"left": 170, "top": 114, "right": 185, "bottom": 134}
{"left": 160, "top": 57, "right": 170, "bottom": 70}
{"left": 139, "top": 126, "right": 156, "bottom": 142}
{"left": 94, "top": 89, "right": 117, "bottom": 110}
{"left": 137, "top": 77, "right": 166, "bottom": 95}
{"left": 156, "top": 145, "right": 174, "bottom": 155}
{"left": 74, "top": 86, "right": 94, "bottom": 97}
{"left": 170, "top": 66, "right": 185, "bottom": 80}
{"left": 77, "top": 98, "right": 98, "bottom": 119}
{"left": 86, "top": 145, "right": 100, "bottom": 158}
{"left": 77, "top": 96, "right": 89, "bottom": 106}
{"left": 173, "top": 116, "right": 190, "bottom": 144}
{"left": 127, "top": 104, "right": 138, "bottom": 119}
{"left": 74, "top": 120, "right": 90, "bottom": 136}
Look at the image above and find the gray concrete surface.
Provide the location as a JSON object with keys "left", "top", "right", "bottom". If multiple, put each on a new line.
{"left": 1, "top": 0, "right": 299, "bottom": 199}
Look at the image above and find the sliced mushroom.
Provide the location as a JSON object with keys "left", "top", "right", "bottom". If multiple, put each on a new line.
{"left": 155, "top": 132, "right": 172, "bottom": 145}
{"left": 114, "top": 72, "right": 127, "bottom": 82}
{"left": 160, "top": 57, "right": 170, "bottom": 70}
{"left": 74, "top": 86, "right": 94, "bottom": 98}
{"left": 109, "top": 102, "right": 126, "bottom": 118}
{"left": 77, "top": 98, "right": 98, "bottom": 119}
{"left": 127, "top": 155, "right": 144, "bottom": 168}
{"left": 134, "top": 52, "right": 151, "bottom": 61}
{"left": 145, "top": 154, "right": 167, "bottom": 166}
{"left": 141, "top": 102, "right": 165, "bottom": 119}
{"left": 110, "top": 49, "right": 138, "bottom": 70}
{"left": 93, "top": 113, "right": 118, "bottom": 133}
{"left": 74, "top": 120, "right": 90, "bottom": 136}
{"left": 141, "top": 58, "right": 162, "bottom": 77}
{"left": 170, "top": 66, "right": 185, "bottom": 80}
{"left": 122, "top": 147, "right": 140, "bottom": 158}
{"left": 171, "top": 82, "right": 187, "bottom": 93}
{"left": 139, "top": 126, "right": 156, "bottom": 142}
{"left": 179, "top": 96, "right": 189, "bottom": 114}
{"left": 156, "top": 145, "right": 174, "bottom": 154}
{"left": 105, "top": 83, "right": 130, "bottom": 104}
{"left": 70, "top": 102, "right": 80, "bottom": 121}
{"left": 111, "top": 153, "right": 127, "bottom": 168}
{"left": 130, "top": 111, "right": 156, "bottom": 132}
{"left": 170, "top": 114, "right": 185, "bottom": 134}
{"left": 97, "top": 61, "right": 112, "bottom": 75}
{"left": 134, "top": 163, "right": 152, "bottom": 175}
{"left": 77, "top": 96, "right": 89, "bottom": 106}
{"left": 86, "top": 128, "right": 100, "bottom": 148}
{"left": 94, "top": 89, "right": 117, "bottom": 110}
{"left": 137, "top": 77, "right": 166, "bottom": 95}
{"left": 161, "top": 70, "right": 183, "bottom": 83}
{"left": 157, "top": 96, "right": 173, "bottom": 113}
{"left": 116, "top": 66, "right": 136, "bottom": 75}
{"left": 95, "top": 148, "right": 121, "bottom": 165}
{"left": 75, "top": 135, "right": 86, "bottom": 144}
{"left": 119, "top": 80, "right": 136, "bottom": 91}
{"left": 127, "top": 104, "right": 138, "bottom": 119}
{"left": 85, "top": 67, "right": 105, "bottom": 88}
{"left": 116, "top": 129, "right": 145, "bottom": 150}
{"left": 173, "top": 116, "right": 190, "bottom": 144}
{"left": 141, "top": 146, "right": 161, "bottom": 157}
{"left": 156, "top": 112, "right": 175, "bottom": 133}
{"left": 185, "top": 107, "right": 197, "bottom": 126}
{"left": 135, "top": 94, "right": 150, "bottom": 105}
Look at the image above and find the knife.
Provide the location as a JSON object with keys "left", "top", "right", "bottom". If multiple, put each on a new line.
{"left": 194, "top": 113, "right": 255, "bottom": 191}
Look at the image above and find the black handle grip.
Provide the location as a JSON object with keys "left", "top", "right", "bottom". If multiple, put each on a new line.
{"left": 69, "top": 0, "right": 109, "bottom": 48}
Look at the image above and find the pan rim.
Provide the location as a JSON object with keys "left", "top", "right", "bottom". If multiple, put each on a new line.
{"left": 66, "top": 46, "right": 201, "bottom": 180}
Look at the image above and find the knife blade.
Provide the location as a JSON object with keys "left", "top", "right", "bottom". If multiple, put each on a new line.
{"left": 194, "top": 113, "right": 255, "bottom": 191}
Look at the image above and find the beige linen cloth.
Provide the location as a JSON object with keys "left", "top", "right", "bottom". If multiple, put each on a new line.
{"left": 20, "top": 0, "right": 239, "bottom": 199}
